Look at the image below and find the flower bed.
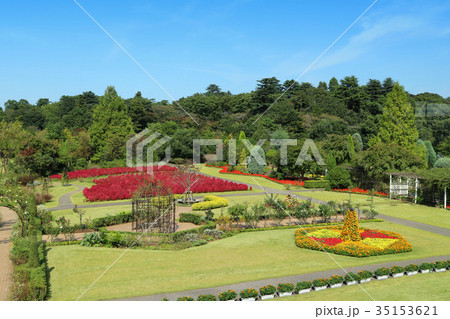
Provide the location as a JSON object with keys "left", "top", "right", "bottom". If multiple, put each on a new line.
{"left": 332, "top": 188, "right": 387, "bottom": 197}
{"left": 206, "top": 164, "right": 304, "bottom": 186}
{"left": 83, "top": 172, "right": 249, "bottom": 201}
{"left": 50, "top": 166, "right": 176, "bottom": 179}
{"left": 295, "top": 226, "right": 412, "bottom": 257}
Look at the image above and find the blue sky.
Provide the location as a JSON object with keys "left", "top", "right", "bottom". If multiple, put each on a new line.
{"left": 1, "top": 0, "right": 449, "bottom": 107}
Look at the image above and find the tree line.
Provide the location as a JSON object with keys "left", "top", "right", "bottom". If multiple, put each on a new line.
{"left": 0, "top": 75, "right": 449, "bottom": 189}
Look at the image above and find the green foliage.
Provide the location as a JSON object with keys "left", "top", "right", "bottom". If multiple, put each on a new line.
{"left": 352, "top": 133, "right": 363, "bottom": 151}
{"left": 89, "top": 86, "right": 134, "bottom": 162}
{"left": 80, "top": 232, "right": 103, "bottom": 247}
{"left": 197, "top": 294, "right": 217, "bottom": 301}
{"left": 247, "top": 146, "right": 266, "bottom": 174}
{"left": 424, "top": 141, "right": 437, "bottom": 167}
{"left": 434, "top": 157, "right": 450, "bottom": 168}
{"left": 179, "top": 213, "right": 202, "bottom": 225}
{"left": 347, "top": 134, "right": 356, "bottom": 160}
{"left": 326, "top": 167, "right": 352, "bottom": 189}
{"left": 373, "top": 83, "right": 419, "bottom": 152}
{"left": 227, "top": 203, "right": 248, "bottom": 222}
{"left": 326, "top": 152, "right": 337, "bottom": 170}
{"left": 92, "top": 212, "right": 133, "bottom": 229}
{"left": 303, "top": 180, "right": 330, "bottom": 189}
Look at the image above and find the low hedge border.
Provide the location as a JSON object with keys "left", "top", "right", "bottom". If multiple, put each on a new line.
{"left": 303, "top": 180, "right": 331, "bottom": 190}
{"left": 168, "top": 260, "right": 449, "bottom": 301}
{"left": 179, "top": 213, "right": 202, "bottom": 225}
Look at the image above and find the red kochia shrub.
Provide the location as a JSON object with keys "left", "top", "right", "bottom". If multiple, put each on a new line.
{"left": 83, "top": 172, "right": 249, "bottom": 202}
{"left": 50, "top": 166, "right": 176, "bottom": 180}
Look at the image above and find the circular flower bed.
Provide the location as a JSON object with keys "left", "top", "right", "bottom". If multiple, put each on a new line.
{"left": 295, "top": 226, "right": 412, "bottom": 257}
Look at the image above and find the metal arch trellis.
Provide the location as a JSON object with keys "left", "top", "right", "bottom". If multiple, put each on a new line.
{"left": 131, "top": 180, "right": 176, "bottom": 233}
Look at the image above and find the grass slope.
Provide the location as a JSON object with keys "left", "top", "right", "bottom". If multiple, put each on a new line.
{"left": 47, "top": 221, "right": 450, "bottom": 300}
{"left": 52, "top": 205, "right": 131, "bottom": 224}
{"left": 275, "top": 271, "right": 450, "bottom": 301}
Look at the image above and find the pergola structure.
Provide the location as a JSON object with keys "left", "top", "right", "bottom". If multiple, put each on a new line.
{"left": 388, "top": 172, "right": 421, "bottom": 203}
{"left": 131, "top": 180, "right": 176, "bottom": 233}
{"left": 387, "top": 171, "right": 447, "bottom": 208}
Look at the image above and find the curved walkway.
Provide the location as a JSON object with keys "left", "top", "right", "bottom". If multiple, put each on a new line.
{"left": 0, "top": 207, "right": 17, "bottom": 300}
{"left": 115, "top": 254, "right": 450, "bottom": 301}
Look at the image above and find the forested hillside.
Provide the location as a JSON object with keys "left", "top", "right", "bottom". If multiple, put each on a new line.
{"left": 1, "top": 75, "right": 449, "bottom": 189}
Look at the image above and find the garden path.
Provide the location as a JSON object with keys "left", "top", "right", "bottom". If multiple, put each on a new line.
{"left": 0, "top": 207, "right": 16, "bottom": 300}
{"left": 114, "top": 254, "right": 450, "bottom": 301}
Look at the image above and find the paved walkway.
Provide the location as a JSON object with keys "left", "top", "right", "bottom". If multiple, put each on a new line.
{"left": 115, "top": 254, "right": 450, "bottom": 301}
{"left": 0, "top": 207, "right": 16, "bottom": 300}
{"left": 49, "top": 184, "right": 86, "bottom": 211}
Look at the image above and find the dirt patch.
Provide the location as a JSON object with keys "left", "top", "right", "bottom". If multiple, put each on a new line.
{"left": 0, "top": 207, "right": 17, "bottom": 300}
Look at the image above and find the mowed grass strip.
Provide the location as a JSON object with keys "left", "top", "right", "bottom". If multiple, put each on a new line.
{"left": 274, "top": 271, "right": 450, "bottom": 301}
{"left": 47, "top": 221, "right": 450, "bottom": 300}
{"left": 298, "top": 191, "right": 450, "bottom": 230}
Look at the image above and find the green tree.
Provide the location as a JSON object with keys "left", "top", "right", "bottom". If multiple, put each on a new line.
{"left": 327, "top": 167, "right": 352, "bottom": 189}
{"left": 89, "top": 86, "right": 134, "bottom": 162}
{"left": 0, "top": 121, "right": 27, "bottom": 173}
{"left": 326, "top": 152, "right": 337, "bottom": 170}
{"left": 424, "top": 141, "right": 437, "bottom": 168}
{"left": 328, "top": 77, "right": 339, "bottom": 92}
{"left": 347, "top": 134, "right": 356, "bottom": 161}
{"left": 372, "top": 83, "right": 419, "bottom": 152}
{"left": 434, "top": 157, "right": 450, "bottom": 168}
{"left": 352, "top": 133, "right": 363, "bottom": 152}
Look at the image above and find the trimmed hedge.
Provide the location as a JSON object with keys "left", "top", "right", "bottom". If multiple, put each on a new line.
{"left": 170, "top": 221, "right": 216, "bottom": 242}
{"left": 92, "top": 212, "right": 133, "bottom": 229}
{"left": 179, "top": 213, "right": 202, "bottom": 225}
{"left": 303, "top": 180, "right": 330, "bottom": 189}
{"left": 192, "top": 195, "right": 228, "bottom": 211}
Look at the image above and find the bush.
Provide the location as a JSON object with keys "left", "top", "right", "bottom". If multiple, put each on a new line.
{"left": 192, "top": 195, "right": 228, "bottom": 211}
{"left": 227, "top": 203, "right": 248, "bottom": 222}
{"left": 295, "top": 281, "right": 312, "bottom": 291}
{"left": 434, "top": 157, "right": 450, "bottom": 168}
{"left": 203, "top": 229, "right": 223, "bottom": 239}
{"left": 170, "top": 221, "right": 216, "bottom": 242}
{"left": 240, "top": 288, "right": 258, "bottom": 299}
{"left": 327, "top": 167, "right": 352, "bottom": 189}
{"left": 313, "top": 278, "right": 329, "bottom": 287}
{"left": 218, "top": 290, "right": 237, "bottom": 301}
{"left": 177, "top": 296, "right": 194, "bottom": 301}
{"left": 374, "top": 267, "right": 391, "bottom": 276}
{"left": 391, "top": 266, "right": 405, "bottom": 274}
{"left": 303, "top": 180, "right": 330, "bottom": 189}
{"left": 192, "top": 239, "right": 208, "bottom": 246}
{"left": 405, "top": 264, "right": 419, "bottom": 272}
{"left": 362, "top": 208, "right": 379, "bottom": 220}
{"left": 434, "top": 261, "right": 447, "bottom": 269}
{"left": 357, "top": 270, "right": 373, "bottom": 281}
{"left": 259, "top": 285, "right": 276, "bottom": 296}
{"left": 92, "top": 212, "right": 133, "bottom": 229}
{"left": 34, "top": 193, "right": 53, "bottom": 205}
{"left": 197, "top": 294, "right": 217, "bottom": 301}
{"left": 328, "top": 275, "right": 344, "bottom": 284}
{"left": 80, "top": 232, "right": 103, "bottom": 247}
{"left": 277, "top": 282, "right": 294, "bottom": 293}
{"left": 179, "top": 213, "right": 202, "bottom": 225}
{"left": 419, "top": 262, "right": 434, "bottom": 270}
{"left": 345, "top": 272, "right": 358, "bottom": 282}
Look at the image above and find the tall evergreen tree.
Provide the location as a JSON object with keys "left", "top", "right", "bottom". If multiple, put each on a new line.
{"left": 89, "top": 86, "right": 134, "bottom": 162}
{"left": 372, "top": 83, "right": 419, "bottom": 152}
{"left": 328, "top": 77, "right": 339, "bottom": 92}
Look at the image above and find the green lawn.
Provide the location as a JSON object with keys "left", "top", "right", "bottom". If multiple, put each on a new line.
{"left": 199, "top": 165, "right": 297, "bottom": 191}
{"left": 275, "top": 271, "right": 450, "bottom": 301}
{"left": 47, "top": 221, "right": 450, "bottom": 300}
{"left": 44, "top": 185, "right": 78, "bottom": 208}
{"left": 52, "top": 205, "right": 131, "bottom": 224}
{"left": 297, "top": 191, "right": 450, "bottom": 229}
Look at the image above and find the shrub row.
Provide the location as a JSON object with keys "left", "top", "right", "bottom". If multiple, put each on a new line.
{"left": 170, "top": 221, "right": 216, "bottom": 242}
{"left": 10, "top": 231, "right": 48, "bottom": 301}
{"left": 191, "top": 195, "right": 228, "bottom": 211}
{"left": 171, "top": 259, "right": 450, "bottom": 301}
{"left": 179, "top": 213, "right": 202, "bottom": 225}
{"left": 92, "top": 212, "right": 133, "bottom": 229}
{"left": 303, "top": 180, "right": 331, "bottom": 189}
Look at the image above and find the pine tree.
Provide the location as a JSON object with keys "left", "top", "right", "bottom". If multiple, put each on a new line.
{"left": 375, "top": 83, "right": 419, "bottom": 152}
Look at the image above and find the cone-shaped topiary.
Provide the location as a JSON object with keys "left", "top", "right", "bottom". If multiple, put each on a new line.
{"left": 340, "top": 210, "right": 361, "bottom": 242}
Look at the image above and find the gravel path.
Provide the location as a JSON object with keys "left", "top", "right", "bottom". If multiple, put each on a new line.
{"left": 0, "top": 207, "right": 16, "bottom": 300}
